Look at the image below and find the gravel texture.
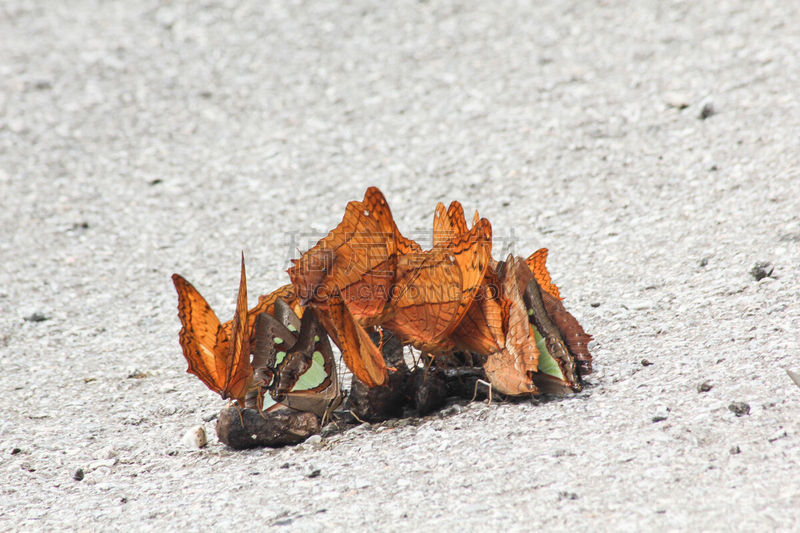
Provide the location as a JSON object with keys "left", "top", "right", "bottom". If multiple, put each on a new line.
{"left": 2, "top": 0, "right": 799, "bottom": 530}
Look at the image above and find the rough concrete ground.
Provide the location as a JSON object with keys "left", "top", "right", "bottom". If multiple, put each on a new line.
{"left": 1, "top": 0, "right": 799, "bottom": 530}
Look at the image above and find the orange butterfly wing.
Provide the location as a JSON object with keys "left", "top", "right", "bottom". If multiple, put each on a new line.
{"left": 384, "top": 218, "right": 492, "bottom": 352}
{"left": 481, "top": 256, "right": 539, "bottom": 395}
{"left": 173, "top": 257, "right": 254, "bottom": 404}
{"left": 223, "top": 256, "right": 253, "bottom": 404}
{"left": 173, "top": 273, "right": 227, "bottom": 395}
{"left": 382, "top": 249, "right": 461, "bottom": 352}
{"left": 323, "top": 292, "right": 387, "bottom": 387}
{"left": 440, "top": 217, "right": 493, "bottom": 333}
{"left": 526, "top": 248, "right": 562, "bottom": 300}
{"left": 450, "top": 264, "right": 509, "bottom": 355}
{"left": 289, "top": 188, "right": 398, "bottom": 322}
{"left": 432, "top": 201, "right": 468, "bottom": 247}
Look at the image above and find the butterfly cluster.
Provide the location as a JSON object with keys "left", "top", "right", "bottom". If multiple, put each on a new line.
{"left": 172, "top": 187, "right": 592, "bottom": 445}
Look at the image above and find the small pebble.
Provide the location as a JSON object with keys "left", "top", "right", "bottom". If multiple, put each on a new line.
{"left": 664, "top": 92, "right": 690, "bottom": 110}
{"left": 11, "top": 448, "right": 21, "bottom": 455}
{"left": 786, "top": 369, "right": 800, "bottom": 389}
{"left": 641, "top": 359, "right": 653, "bottom": 367}
{"left": 73, "top": 468, "right": 84, "bottom": 481}
{"left": 698, "top": 100, "right": 715, "bottom": 120}
{"left": 439, "top": 404, "right": 463, "bottom": 417}
{"left": 729, "top": 445, "right": 741, "bottom": 455}
{"left": 750, "top": 262, "right": 774, "bottom": 281}
{"left": 24, "top": 312, "right": 48, "bottom": 323}
{"left": 307, "top": 469, "right": 321, "bottom": 478}
{"left": 590, "top": 302, "right": 601, "bottom": 308}
{"left": 697, "top": 381, "right": 713, "bottom": 393}
{"left": 305, "top": 434, "right": 322, "bottom": 446}
{"left": 728, "top": 402, "right": 750, "bottom": 417}
{"left": 181, "top": 426, "right": 207, "bottom": 449}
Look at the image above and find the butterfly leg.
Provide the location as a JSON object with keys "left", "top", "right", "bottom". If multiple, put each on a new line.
{"left": 421, "top": 352, "right": 434, "bottom": 379}
{"left": 471, "top": 379, "right": 493, "bottom": 406}
{"left": 349, "top": 409, "right": 367, "bottom": 425}
{"left": 229, "top": 400, "right": 247, "bottom": 428}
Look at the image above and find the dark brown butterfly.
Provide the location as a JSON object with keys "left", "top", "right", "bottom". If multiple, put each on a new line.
{"left": 250, "top": 302, "right": 342, "bottom": 418}
{"left": 526, "top": 249, "right": 593, "bottom": 374}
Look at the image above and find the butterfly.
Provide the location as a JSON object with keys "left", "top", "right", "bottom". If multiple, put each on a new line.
{"left": 382, "top": 216, "right": 492, "bottom": 354}
{"left": 472, "top": 255, "right": 540, "bottom": 395}
{"left": 251, "top": 301, "right": 342, "bottom": 418}
{"left": 526, "top": 248, "right": 592, "bottom": 378}
{"left": 289, "top": 187, "right": 418, "bottom": 324}
{"left": 432, "top": 202, "right": 508, "bottom": 356}
{"left": 288, "top": 187, "right": 420, "bottom": 387}
{"left": 172, "top": 254, "right": 254, "bottom": 405}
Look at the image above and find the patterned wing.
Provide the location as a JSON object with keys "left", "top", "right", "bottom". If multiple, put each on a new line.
{"left": 525, "top": 248, "right": 592, "bottom": 374}
{"left": 384, "top": 218, "right": 491, "bottom": 352}
{"left": 277, "top": 309, "right": 341, "bottom": 416}
{"left": 449, "top": 265, "right": 509, "bottom": 355}
{"left": 289, "top": 194, "right": 395, "bottom": 323}
{"left": 481, "top": 256, "right": 539, "bottom": 396}
{"left": 222, "top": 255, "right": 254, "bottom": 404}
{"left": 432, "top": 201, "right": 468, "bottom": 247}
{"left": 323, "top": 292, "right": 387, "bottom": 387}
{"left": 525, "top": 248, "right": 562, "bottom": 300}
{"left": 172, "top": 273, "right": 227, "bottom": 396}
{"left": 524, "top": 273, "right": 580, "bottom": 393}
{"left": 382, "top": 249, "right": 462, "bottom": 352}
{"left": 438, "top": 217, "right": 493, "bottom": 333}
{"left": 364, "top": 186, "right": 421, "bottom": 255}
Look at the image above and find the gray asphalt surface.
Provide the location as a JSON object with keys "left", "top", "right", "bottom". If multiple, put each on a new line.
{"left": 2, "top": 0, "right": 799, "bottom": 530}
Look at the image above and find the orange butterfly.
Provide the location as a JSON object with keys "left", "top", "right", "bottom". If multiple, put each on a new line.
{"left": 433, "top": 202, "right": 508, "bottom": 355}
{"left": 429, "top": 202, "right": 541, "bottom": 395}
{"left": 288, "top": 188, "right": 419, "bottom": 386}
{"left": 480, "top": 255, "right": 540, "bottom": 395}
{"left": 172, "top": 254, "right": 253, "bottom": 405}
{"left": 382, "top": 217, "right": 492, "bottom": 353}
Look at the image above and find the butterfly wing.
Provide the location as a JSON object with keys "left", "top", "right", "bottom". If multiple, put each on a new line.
{"left": 432, "top": 201, "right": 468, "bottom": 247}
{"left": 323, "top": 292, "right": 387, "bottom": 387}
{"left": 221, "top": 255, "right": 253, "bottom": 404}
{"left": 525, "top": 248, "right": 562, "bottom": 300}
{"left": 450, "top": 265, "right": 509, "bottom": 355}
{"left": 525, "top": 248, "right": 593, "bottom": 375}
{"left": 481, "top": 256, "right": 539, "bottom": 396}
{"left": 437, "top": 217, "right": 493, "bottom": 337}
{"left": 172, "top": 273, "right": 227, "bottom": 396}
{"left": 384, "top": 218, "right": 491, "bottom": 352}
{"left": 280, "top": 309, "right": 342, "bottom": 416}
